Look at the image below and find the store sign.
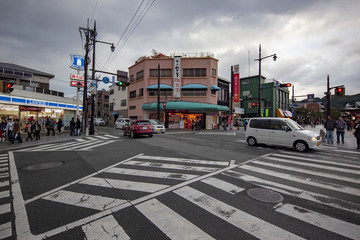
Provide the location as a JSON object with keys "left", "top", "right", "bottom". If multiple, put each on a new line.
{"left": 70, "top": 54, "right": 85, "bottom": 70}
{"left": 19, "top": 106, "right": 45, "bottom": 112}
{"left": 233, "top": 64, "right": 240, "bottom": 102}
{"left": 70, "top": 74, "right": 84, "bottom": 81}
{"left": 234, "top": 107, "right": 244, "bottom": 114}
{"left": 173, "top": 56, "right": 182, "bottom": 99}
{"left": 70, "top": 81, "right": 85, "bottom": 88}
{"left": 26, "top": 99, "right": 48, "bottom": 106}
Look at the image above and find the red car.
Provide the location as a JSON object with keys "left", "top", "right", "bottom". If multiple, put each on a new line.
{"left": 123, "top": 120, "right": 153, "bottom": 138}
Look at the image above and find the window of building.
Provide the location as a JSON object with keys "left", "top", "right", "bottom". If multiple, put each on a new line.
{"left": 182, "top": 89, "right": 207, "bottom": 96}
{"left": 110, "top": 102, "right": 115, "bottom": 111}
{"left": 139, "top": 88, "right": 144, "bottom": 97}
{"left": 183, "top": 68, "right": 206, "bottom": 77}
{"left": 136, "top": 70, "right": 144, "bottom": 80}
{"left": 110, "top": 89, "right": 114, "bottom": 95}
{"left": 149, "top": 89, "right": 172, "bottom": 97}
{"left": 149, "top": 69, "right": 172, "bottom": 77}
{"left": 130, "top": 90, "right": 137, "bottom": 99}
{"left": 212, "top": 68, "right": 216, "bottom": 76}
{"left": 129, "top": 106, "right": 136, "bottom": 110}
{"left": 121, "top": 99, "right": 127, "bottom": 107}
{"left": 130, "top": 74, "right": 134, "bottom": 83}
{"left": 211, "top": 89, "right": 217, "bottom": 95}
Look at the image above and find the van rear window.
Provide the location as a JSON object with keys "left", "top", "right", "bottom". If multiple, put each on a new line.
{"left": 249, "top": 119, "right": 270, "bottom": 129}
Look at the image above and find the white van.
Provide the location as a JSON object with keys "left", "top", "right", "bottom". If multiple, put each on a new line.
{"left": 245, "top": 117, "right": 321, "bottom": 152}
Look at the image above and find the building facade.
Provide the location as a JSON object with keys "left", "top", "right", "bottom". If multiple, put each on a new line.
{"left": 127, "top": 53, "right": 229, "bottom": 129}
{"left": 95, "top": 89, "right": 110, "bottom": 123}
{"left": 109, "top": 84, "right": 128, "bottom": 125}
{"left": 240, "top": 75, "right": 290, "bottom": 117}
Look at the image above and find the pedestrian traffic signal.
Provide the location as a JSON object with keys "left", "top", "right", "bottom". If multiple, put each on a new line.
{"left": 335, "top": 87, "right": 344, "bottom": 96}
{"left": 279, "top": 83, "right": 291, "bottom": 87}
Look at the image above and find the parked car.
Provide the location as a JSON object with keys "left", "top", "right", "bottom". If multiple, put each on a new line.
{"left": 115, "top": 118, "right": 131, "bottom": 129}
{"left": 245, "top": 117, "right": 321, "bottom": 152}
{"left": 149, "top": 119, "right": 165, "bottom": 134}
{"left": 123, "top": 120, "right": 153, "bottom": 138}
{"left": 94, "top": 118, "right": 105, "bottom": 126}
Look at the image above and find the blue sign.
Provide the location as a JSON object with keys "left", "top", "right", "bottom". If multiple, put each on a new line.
{"left": 70, "top": 55, "right": 85, "bottom": 70}
{"left": 102, "top": 77, "right": 110, "bottom": 84}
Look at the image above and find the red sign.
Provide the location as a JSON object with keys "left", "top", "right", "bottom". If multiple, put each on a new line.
{"left": 70, "top": 74, "right": 84, "bottom": 81}
{"left": 19, "top": 106, "right": 45, "bottom": 112}
{"left": 70, "top": 81, "right": 85, "bottom": 88}
{"left": 233, "top": 64, "right": 240, "bottom": 102}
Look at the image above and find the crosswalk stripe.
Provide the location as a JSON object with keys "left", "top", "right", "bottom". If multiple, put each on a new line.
{"left": 138, "top": 155, "right": 229, "bottom": 166}
{"left": 105, "top": 167, "right": 199, "bottom": 181}
{"left": 0, "top": 174, "right": 9, "bottom": 179}
{"left": 0, "top": 163, "right": 8, "bottom": 168}
{"left": 240, "top": 165, "right": 360, "bottom": 196}
{"left": 136, "top": 198, "right": 214, "bottom": 239}
{"left": 52, "top": 141, "right": 102, "bottom": 151}
{"left": 201, "top": 177, "right": 244, "bottom": 194}
{"left": 81, "top": 140, "right": 116, "bottom": 150}
{"left": 0, "top": 190, "right": 10, "bottom": 200}
{"left": 254, "top": 160, "right": 359, "bottom": 184}
{"left": 0, "top": 168, "right": 8, "bottom": 172}
{"left": 43, "top": 190, "right": 127, "bottom": 211}
{"left": 0, "top": 222, "right": 12, "bottom": 240}
{"left": 275, "top": 203, "right": 360, "bottom": 239}
{"left": 0, "top": 203, "right": 10, "bottom": 215}
{"left": 334, "top": 149, "right": 360, "bottom": 155}
{"left": 75, "top": 138, "right": 86, "bottom": 142}
{"left": 27, "top": 142, "right": 75, "bottom": 151}
{"left": 79, "top": 177, "right": 170, "bottom": 193}
{"left": 125, "top": 160, "right": 220, "bottom": 172}
{"left": 103, "top": 134, "right": 120, "bottom": 139}
{"left": 82, "top": 215, "right": 130, "bottom": 240}
{"left": 0, "top": 160, "right": 7, "bottom": 164}
{"left": 272, "top": 154, "right": 360, "bottom": 170}
{"left": 223, "top": 170, "right": 360, "bottom": 214}
{"left": 93, "top": 135, "right": 111, "bottom": 140}
{"left": 174, "top": 186, "right": 304, "bottom": 240}
{"left": 84, "top": 137, "right": 98, "bottom": 141}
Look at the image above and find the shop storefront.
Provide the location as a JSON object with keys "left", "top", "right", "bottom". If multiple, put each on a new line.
{"left": 143, "top": 101, "right": 229, "bottom": 130}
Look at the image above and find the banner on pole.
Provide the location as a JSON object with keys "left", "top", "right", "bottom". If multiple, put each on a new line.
{"left": 233, "top": 64, "right": 240, "bottom": 102}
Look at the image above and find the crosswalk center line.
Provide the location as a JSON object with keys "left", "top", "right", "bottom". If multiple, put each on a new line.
{"left": 275, "top": 203, "right": 360, "bottom": 240}
{"left": 125, "top": 160, "right": 220, "bottom": 172}
{"left": 136, "top": 198, "right": 214, "bottom": 240}
{"left": 174, "top": 186, "right": 304, "bottom": 240}
{"left": 42, "top": 190, "right": 127, "bottom": 211}
{"left": 79, "top": 177, "right": 170, "bottom": 193}
{"left": 82, "top": 215, "right": 130, "bottom": 240}
{"left": 201, "top": 177, "right": 244, "bottom": 194}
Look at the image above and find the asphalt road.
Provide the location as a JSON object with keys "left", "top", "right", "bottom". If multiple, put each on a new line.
{"left": 1, "top": 127, "right": 359, "bottom": 239}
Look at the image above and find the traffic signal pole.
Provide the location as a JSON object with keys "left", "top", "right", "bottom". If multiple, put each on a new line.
{"left": 326, "top": 75, "right": 330, "bottom": 117}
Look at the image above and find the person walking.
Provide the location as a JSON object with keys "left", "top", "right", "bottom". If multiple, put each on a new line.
{"left": 196, "top": 118, "right": 201, "bottom": 131}
{"left": 324, "top": 115, "right": 336, "bottom": 144}
{"left": 354, "top": 120, "right": 360, "bottom": 150}
{"left": 191, "top": 120, "right": 195, "bottom": 131}
{"left": 48, "top": 119, "right": 55, "bottom": 136}
{"left": 57, "top": 118, "right": 63, "bottom": 134}
{"left": 243, "top": 119, "right": 248, "bottom": 131}
{"left": 0, "top": 118, "right": 7, "bottom": 142}
{"left": 70, "top": 117, "right": 75, "bottom": 136}
{"left": 75, "top": 118, "right": 81, "bottom": 136}
{"left": 335, "top": 117, "right": 347, "bottom": 144}
{"left": 236, "top": 118, "right": 240, "bottom": 130}
{"left": 6, "top": 118, "right": 14, "bottom": 143}
{"left": 25, "top": 119, "right": 34, "bottom": 141}
{"left": 34, "top": 120, "right": 41, "bottom": 140}
{"left": 12, "top": 119, "right": 23, "bottom": 144}
{"left": 222, "top": 119, "right": 228, "bottom": 131}
{"left": 45, "top": 118, "right": 50, "bottom": 136}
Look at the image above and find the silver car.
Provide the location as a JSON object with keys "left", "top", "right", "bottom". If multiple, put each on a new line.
{"left": 149, "top": 119, "right": 165, "bottom": 134}
{"left": 115, "top": 118, "right": 131, "bottom": 130}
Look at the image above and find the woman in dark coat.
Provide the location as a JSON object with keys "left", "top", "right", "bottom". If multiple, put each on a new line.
{"left": 354, "top": 120, "right": 360, "bottom": 150}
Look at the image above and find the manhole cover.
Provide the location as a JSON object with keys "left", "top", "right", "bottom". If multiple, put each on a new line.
{"left": 21, "top": 162, "right": 64, "bottom": 171}
{"left": 247, "top": 188, "right": 284, "bottom": 203}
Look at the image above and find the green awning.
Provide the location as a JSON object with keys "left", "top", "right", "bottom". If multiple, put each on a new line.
{"left": 181, "top": 84, "right": 208, "bottom": 89}
{"left": 211, "top": 85, "right": 221, "bottom": 91}
{"left": 146, "top": 84, "right": 173, "bottom": 90}
{"left": 142, "top": 101, "right": 229, "bottom": 111}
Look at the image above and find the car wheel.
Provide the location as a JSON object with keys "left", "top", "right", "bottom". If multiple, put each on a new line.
{"left": 149, "top": 133, "right": 153, "bottom": 137}
{"left": 131, "top": 131, "right": 135, "bottom": 138}
{"left": 294, "top": 141, "right": 308, "bottom": 152}
{"left": 247, "top": 137, "right": 257, "bottom": 146}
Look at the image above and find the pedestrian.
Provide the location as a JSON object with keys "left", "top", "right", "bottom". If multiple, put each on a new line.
{"left": 196, "top": 118, "right": 201, "bottom": 131}
{"left": 34, "top": 120, "right": 41, "bottom": 140}
{"left": 57, "top": 118, "right": 63, "bottom": 134}
{"left": 45, "top": 118, "right": 50, "bottom": 136}
{"left": 70, "top": 117, "right": 75, "bottom": 136}
{"left": 25, "top": 119, "right": 34, "bottom": 141}
{"left": 75, "top": 118, "right": 81, "bottom": 136}
{"left": 6, "top": 118, "right": 14, "bottom": 143}
{"left": 335, "top": 117, "right": 347, "bottom": 144}
{"left": 48, "top": 119, "right": 55, "bottom": 136}
{"left": 222, "top": 119, "right": 228, "bottom": 131}
{"left": 354, "top": 120, "right": 360, "bottom": 150}
{"left": 12, "top": 119, "right": 23, "bottom": 144}
{"left": 191, "top": 120, "right": 195, "bottom": 131}
{"left": 236, "top": 118, "right": 240, "bottom": 130}
{"left": 0, "top": 117, "right": 7, "bottom": 142}
{"left": 324, "top": 115, "right": 336, "bottom": 144}
{"left": 243, "top": 119, "right": 247, "bottom": 131}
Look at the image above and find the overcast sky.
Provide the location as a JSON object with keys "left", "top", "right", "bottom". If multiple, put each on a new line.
{"left": 1, "top": 0, "right": 359, "bottom": 100}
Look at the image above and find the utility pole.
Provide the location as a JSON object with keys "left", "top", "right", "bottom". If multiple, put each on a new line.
{"left": 157, "top": 64, "right": 160, "bottom": 121}
{"left": 230, "top": 66, "right": 233, "bottom": 125}
{"left": 326, "top": 75, "right": 330, "bottom": 117}
{"left": 258, "top": 44, "right": 262, "bottom": 117}
{"left": 90, "top": 21, "right": 97, "bottom": 135}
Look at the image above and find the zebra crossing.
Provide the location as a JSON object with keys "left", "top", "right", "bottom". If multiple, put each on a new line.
{"left": 21, "top": 152, "right": 360, "bottom": 239}
{"left": 16, "top": 134, "right": 120, "bottom": 152}
{"left": 0, "top": 154, "right": 13, "bottom": 240}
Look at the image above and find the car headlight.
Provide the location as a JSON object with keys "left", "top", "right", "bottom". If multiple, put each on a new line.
{"left": 308, "top": 137, "right": 317, "bottom": 141}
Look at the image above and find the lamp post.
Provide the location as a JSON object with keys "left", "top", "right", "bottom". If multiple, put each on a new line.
{"left": 254, "top": 44, "right": 277, "bottom": 117}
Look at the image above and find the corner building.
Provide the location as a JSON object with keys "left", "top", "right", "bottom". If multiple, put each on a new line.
{"left": 128, "top": 53, "right": 229, "bottom": 129}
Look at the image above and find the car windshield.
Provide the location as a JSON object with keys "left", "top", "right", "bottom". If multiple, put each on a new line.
{"left": 150, "top": 120, "right": 162, "bottom": 125}
{"left": 136, "top": 121, "right": 150, "bottom": 126}
{"left": 285, "top": 119, "right": 303, "bottom": 131}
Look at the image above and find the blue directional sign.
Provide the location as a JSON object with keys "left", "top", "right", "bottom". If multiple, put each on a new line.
{"left": 102, "top": 76, "right": 110, "bottom": 84}
{"left": 70, "top": 54, "right": 85, "bottom": 70}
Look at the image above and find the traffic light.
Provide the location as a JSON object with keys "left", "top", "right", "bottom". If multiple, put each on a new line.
{"left": 335, "top": 87, "right": 344, "bottom": 96}
{"left": 2, "top": 81, "right": 14, "bottom": 93}
{"left": 116, "top": 70, "right": 129, "bottom": 87}
{"left": 279, "top": 83, "right": 291, "bottom": 87}
{"left": 162, "top": 102, "right": 167, "bottom": 109}
{"left": 252, "top": 102, "right": 256, "bottom": 108}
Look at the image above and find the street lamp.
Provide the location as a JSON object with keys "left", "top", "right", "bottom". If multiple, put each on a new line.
{"left": 254, "top": 44, "right": 277, "bottom": 117}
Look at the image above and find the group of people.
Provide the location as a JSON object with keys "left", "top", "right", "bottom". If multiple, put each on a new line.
{"left": 324, "top": 115, "right": 360, "bottom": 149}
{"left": 0, "top": 118, "right": 26, "bottom": 144}
{"left": 191, "top": 119, "right": 201, "bottom": 131}
{"left": 69, "top": 117, "right": 81, "bottom": 136}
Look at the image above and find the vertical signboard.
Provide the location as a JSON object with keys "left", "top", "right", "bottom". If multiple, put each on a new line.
{"left": 173, "top": 56, "right": 182, "bottom": 99}
{"left": 233, "top": 64, "right": 240, "bottom": 102}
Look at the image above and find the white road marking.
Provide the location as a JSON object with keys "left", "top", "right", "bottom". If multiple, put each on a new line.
{"left": 93, "top": 135, "right": 111, "bottom": 139}
{"left": 0, "top": 222, "right": 12, "bottom": 239}
{"left": 103, "top": 134, "right": 120, "bottom": 139}
{"left": 80, "top": 177, "right": 169, "bottom": 193}
{"left": 0, "top": 190, "right": 10, "bottom": 200}
{"left": 275, "top": 203, "right": 360, "bottom": 240}
{"left": 84, "top": 137, "right": 98, "bottom": 141}
{"left": 0, "top": 203, "right": 10, "bottom": 215}
{"left": 105, "top": 167, "right": 199, "bottom": 181}
{"left": 75, "top": 138, "right": 86, "bottom": 142}
{"left": 137, "top": 155, "right": 229, "bottom": 166}
{"left": 82, "top": 215, "right": 130, "bottom": 240}
{"left": 0, "top": 163, "right": 8, "bottom": 168}
{"left": 0, "top": 180, "right": 9, "bottom": 187}
{"left": 125, "top": 160, "right": 220, "bottom": 172}
{"left": 0, "top": 167, "right": 8, "bottom": 172}
{"left": 201, "top": 177, "right": 244, "bottom": 194}
{"left": 0, "top": 160, "right": 7, "bottom": 164}
{"left": 136, "top": 198, "right": 214, "bottom": 240}
{"left": 174, "top": 186, "right": 304, "bottom": 240}
{"left": 43, "top": 190, "right": 127, "bottom": 211}
{"left": 81, "top": 140, "right": 116, "bottom": 150}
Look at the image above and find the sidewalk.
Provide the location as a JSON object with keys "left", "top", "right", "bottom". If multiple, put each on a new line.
{"left": 303, "top": 124, "right": 358, "bottom": 150}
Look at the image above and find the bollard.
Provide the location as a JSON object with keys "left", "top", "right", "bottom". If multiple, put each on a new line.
{"left": 320, "top": 129, "right": 325, "bottom": 142}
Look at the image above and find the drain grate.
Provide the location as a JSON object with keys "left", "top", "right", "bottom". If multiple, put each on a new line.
{"left": 247, "top": 188, "right": 284, "bottom": 203}
{"left": 21, "top": 161, "right": 64, "bottom": 171}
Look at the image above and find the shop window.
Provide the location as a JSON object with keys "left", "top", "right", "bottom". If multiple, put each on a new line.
{"left": 182, "top": 89, "right": 206, "bottom": 96}
{"left": 183, "top": 68, "right": 206, "bottom": 77}
{"left": 121, "top": 100, "right": 127, "bottom": 106}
